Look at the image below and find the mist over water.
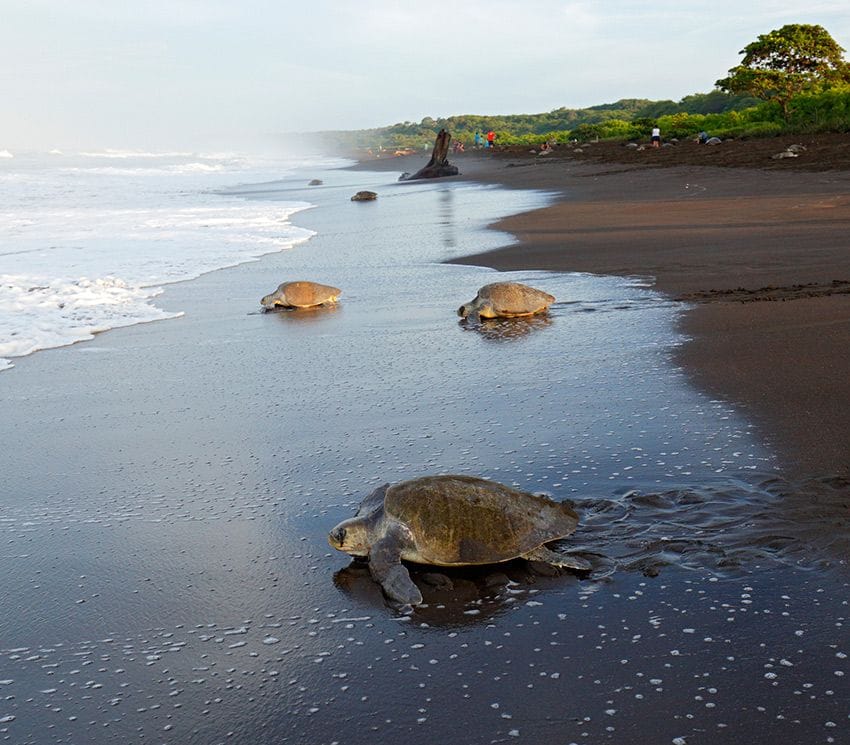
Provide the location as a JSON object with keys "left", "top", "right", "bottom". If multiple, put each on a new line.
{"left": 1, "top": 158, "right": 847, "bottom": 744}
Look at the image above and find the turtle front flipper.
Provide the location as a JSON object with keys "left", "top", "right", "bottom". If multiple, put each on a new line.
{"left": 356, "top": 483, "right": 389, "bottom": 518}
{"left": 523, "top": 545, "right": 592, "bottom": 572}
{"left": 369, "top": 530, "right": 423, "bottom": 607}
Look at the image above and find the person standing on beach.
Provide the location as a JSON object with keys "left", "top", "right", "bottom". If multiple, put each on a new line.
{"left": 487, "top": 130, "right": 496, "bottom": 150}
{"left": 651, "top": 125, "right": 661, "bottom": 148}
{"left": 474, "top": 131, "right": 482, "bottom": 148}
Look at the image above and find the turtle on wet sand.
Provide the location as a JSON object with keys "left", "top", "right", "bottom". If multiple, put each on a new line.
{"left": 328, "top": 475, "right": 590, "bottom": 607}
{"left": 458, "top": 282, "right": 555, "bottom": 320}
{"left": 260, "top": 281, "right": 341, "bottom": 310}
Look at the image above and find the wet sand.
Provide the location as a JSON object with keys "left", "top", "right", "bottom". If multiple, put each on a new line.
{"left": 355, "top": 147, "right": 850, "bottom": 479}
{"left": 2, "top": 156, "right": 849, "bottom": 745}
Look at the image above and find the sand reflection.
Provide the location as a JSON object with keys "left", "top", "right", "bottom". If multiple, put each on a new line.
{"left": 333, "top": 558, "right": 591, "bottom": 626}
{"left": 459, "top": 313, "right": 553, "bottom": 341}
{"left": 262, "top": 302, "right": 342, "bottom": 323}
{"left": 437, "top": 188, "right": 457, "bottom": 249}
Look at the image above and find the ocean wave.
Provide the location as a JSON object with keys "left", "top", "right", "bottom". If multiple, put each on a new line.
{"left": 0, "top": 150, "right": 13, "bottom": 159}
{"left": 168, "top": 162, "right": 225, "bottom": 173}
{"left": 0, "top": 202, "right": 315, "bottom": 369}
{"left": 78, "top": 149, "right": 197, "bottom": 159}
{"left": 58, "top": 163, "right": 225, "bottom": 176}
{"left": 0, "top": 153, "right": 318, "bottom": 370}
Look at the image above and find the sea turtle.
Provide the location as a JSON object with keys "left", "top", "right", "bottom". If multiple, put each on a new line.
{"left": 328, "top": 475, "right": 590, "bottom": 607}
{"left": 260, "top": 281, "right": 341, "bottom": 310}
{"left": 458, "top": 282, "right": 555, "bottom": 320}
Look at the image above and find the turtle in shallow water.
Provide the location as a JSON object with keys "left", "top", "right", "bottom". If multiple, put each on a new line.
{"left": 458, "top": 282, "right": 555, "bottom": 320}
{"left": 260, "top": 281, "right": 341, "bottom": 310}
{"left": 328, "top": 475, "right": 590, "bottom": 606}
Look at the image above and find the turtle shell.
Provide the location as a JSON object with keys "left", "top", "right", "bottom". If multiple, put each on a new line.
{"left": 265, "top": 281, "right": 341, "bottom": 308}
{"left": 383, "top": 475, "right": 578, "bottom": 566}
{"left": 478, "top": 282, "right": 555, "bottom": 316}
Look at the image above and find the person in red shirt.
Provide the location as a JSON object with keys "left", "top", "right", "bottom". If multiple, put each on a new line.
{"left": 486, "top": 130, "right": 496, "bottom": 149}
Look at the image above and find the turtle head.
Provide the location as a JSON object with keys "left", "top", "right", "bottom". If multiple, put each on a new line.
{"left": 260, "top": 292, "right": 282, "bottom": 309}
{"left": 328, "top": 517, "right": 371, "bottom": 557}
{"left": 458, "top": 298, "right": 481, "bottom": 319}
{"left": 260, "top": 284, "right": 287, "bottom": 309}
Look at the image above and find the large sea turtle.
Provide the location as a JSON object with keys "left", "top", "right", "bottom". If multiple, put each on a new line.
{"left": 260, "top": 281, "right": 341, "bottom": 310}
{"left": 328, "top": 475, "right": 590, "bottom": 607}
{"left": 458, "top": 282, "right": 555, "bottom": 320}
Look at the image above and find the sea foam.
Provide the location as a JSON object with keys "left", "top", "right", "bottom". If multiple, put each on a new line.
{"left": 0, "top": 150, "right": 319, "bottom": 370}
{"left": 0, "top": 275, "right": 181, "bottom": 366}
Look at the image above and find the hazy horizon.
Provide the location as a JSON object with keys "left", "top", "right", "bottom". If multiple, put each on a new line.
{"left": 2, "top": 1, "right": 849, "bottom": 152}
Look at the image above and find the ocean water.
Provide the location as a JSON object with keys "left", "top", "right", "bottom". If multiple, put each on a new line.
{"left": 0, "top": 150, "right": 329, "bottom": 370}
{"left": 1, "top": 154, "right": 848, "bottom": 744}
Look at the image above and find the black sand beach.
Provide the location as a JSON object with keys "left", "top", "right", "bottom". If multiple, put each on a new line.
{"left": 1, "top": 154, "right": 849, "bottom": 744}
{"left": 447, "top": 143, "right": 850, "bottom": 481}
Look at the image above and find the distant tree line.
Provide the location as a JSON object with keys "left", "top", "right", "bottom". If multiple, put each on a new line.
{"left": 319, "top": 24, "right": 850, "bottom": 153}
{"left": 320, "top": 92, "right": 761, "bottom": 152}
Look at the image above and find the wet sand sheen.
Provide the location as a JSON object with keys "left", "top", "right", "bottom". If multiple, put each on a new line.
{"left": 419, "top": 151, "right": 850, "bottom": 479}
{"left": 0, "top": 161, "right": 848, "bottom": 744}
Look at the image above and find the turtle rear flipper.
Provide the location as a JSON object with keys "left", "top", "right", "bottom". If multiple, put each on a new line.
{"left": 523, "top": 545, "right": 591, "bottom": 572}
{"left": 369, "top": 530, "right": 423, "bottom": 606}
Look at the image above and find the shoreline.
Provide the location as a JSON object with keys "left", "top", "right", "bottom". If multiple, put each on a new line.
{"left": 354, "top": 147, "right": 850, "bottom": 478}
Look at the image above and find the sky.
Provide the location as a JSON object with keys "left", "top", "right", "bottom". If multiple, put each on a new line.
{"left": 1, "top": 0, "right": 849, "bottom": 151}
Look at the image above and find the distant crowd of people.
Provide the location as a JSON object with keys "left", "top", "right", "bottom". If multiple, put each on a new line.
{"left": 472, "top": 130, "right": 497, "bottom": 149}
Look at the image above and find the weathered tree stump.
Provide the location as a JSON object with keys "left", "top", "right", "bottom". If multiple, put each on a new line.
{"left": 399, "top": 129, "right": 460, "bottom": 181}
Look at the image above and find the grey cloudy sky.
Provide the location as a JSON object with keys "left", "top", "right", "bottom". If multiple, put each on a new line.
{"left": 2, "top": 0, "right": 849, "bottom": 150}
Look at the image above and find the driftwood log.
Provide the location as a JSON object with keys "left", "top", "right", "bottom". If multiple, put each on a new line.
{"left": 399, "top": 129, "right": 460, "bottom": 181}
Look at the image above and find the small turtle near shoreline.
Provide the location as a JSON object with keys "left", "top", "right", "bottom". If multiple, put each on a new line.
{"left": 328, "top": 475, "right": 590, "bottom": 607}
{"left": 458, "top": 282, "right": 555, "bottom": 320}
{"left": 260, "top": 281, "right": 341, "bottom": 310}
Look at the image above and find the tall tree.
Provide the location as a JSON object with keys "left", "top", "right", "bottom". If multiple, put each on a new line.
{"left": 716, "top": 24, "right": 850, "bottom": 119}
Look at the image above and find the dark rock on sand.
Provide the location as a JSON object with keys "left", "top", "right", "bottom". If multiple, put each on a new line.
{"left": 351, "top": 190, "right": 377, "bottom": 201}
{"left": 399, "top": 129, "right": 460, "bottom": 181}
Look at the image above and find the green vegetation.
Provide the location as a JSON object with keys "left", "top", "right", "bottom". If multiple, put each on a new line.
{"left": 717, "top": 24, "right": 850, "bottom": 119}
{"left": 320, "top": 23, "right": 850, "bottom": 153}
